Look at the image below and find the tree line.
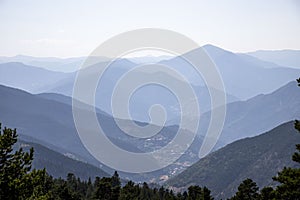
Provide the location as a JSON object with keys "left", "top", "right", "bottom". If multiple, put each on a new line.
{"left": 0, "top": 79, "right": 300, "bottom": 200}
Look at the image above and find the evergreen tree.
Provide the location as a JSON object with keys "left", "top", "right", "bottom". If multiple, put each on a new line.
{"left": 202, "top": 186, "right": 214, "bottom": 200}
{"left": 119, "top": 180, "right": 139, "bottom": 200}
{"left": 187, "top": 185, "right": 213, "bottom": 200}
{"left": 230, "top": 178, "right": 259, "bottom": 200}
{"left": 111, "top": 171, "right": 121, "bottom": 199}
{"left": 93, "top": 177, "right": 111, "bottom": 199}
{"left": 0, "top": 124, "right": 50, "bottom": 199}
{"left": 188, "top": 185, "right": 202, "bottom": 200}
{"left": 159, "top": 186, "right": 165, "bottom": 199}
{"left": 86, "top": 177, "right": 94, "bottom": 199}
{"left": 259, "top": 187, "right": 275, "bottom": 200}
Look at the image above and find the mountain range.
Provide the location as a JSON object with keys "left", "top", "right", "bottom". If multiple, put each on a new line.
{"left": 0, "top": 44, "right": 299, "bottom": 188}
{"left": 0, "top": 79, "right": 299, "bottom": 182}
{"left": 1, "top": 45, "right": 299, "bottom": 124}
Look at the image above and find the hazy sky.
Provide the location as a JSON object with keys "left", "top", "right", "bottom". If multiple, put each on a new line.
{"left": 0, "top": 0, "right": 299, "bottom": 57}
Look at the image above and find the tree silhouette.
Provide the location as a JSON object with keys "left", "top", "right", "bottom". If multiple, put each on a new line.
{"left": 0, "top": 124, "right": 49, "bottom": 199}
{"left": 230, "top": 178, "right": 259, "bottom": 200}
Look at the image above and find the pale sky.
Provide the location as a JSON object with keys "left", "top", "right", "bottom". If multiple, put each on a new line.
{"left": 0, "top": 0, "right": 299, "bottom": 57}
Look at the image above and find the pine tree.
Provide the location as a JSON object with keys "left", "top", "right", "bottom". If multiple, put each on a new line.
{"left": 119, "top": 180, "right": 140, "bottom": 200}
{"left": 187, "top": 185, "right": 213, "bottom": 200}
{"left": 259, "top": 187, "right": 275, "bottom": 200}
{"left": 230, "top": 178, "right": 259, "bottom": 200}
{"left": 0, "top": 124, "right": 49, "bottom": 199}
{"left": 111, "top": 171, "right": 121, "bottom": 200}
{"left": 202, "top": 186, "right": 214, "bottom": 200}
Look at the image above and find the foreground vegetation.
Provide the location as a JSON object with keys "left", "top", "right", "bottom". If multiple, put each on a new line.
{"left": 0, "top": 79, "right": 299, "bottom": 200}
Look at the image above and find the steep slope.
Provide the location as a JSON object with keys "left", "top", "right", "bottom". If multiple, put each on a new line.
{"left": 167, "top": 121, "right": 300, "bottom": 199}
{"left": 17, "top": 140, "right": 109, "bottom": 180}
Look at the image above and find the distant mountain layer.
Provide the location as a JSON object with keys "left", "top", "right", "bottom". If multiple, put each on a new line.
{"left": 167, "top": 121, "right": 300, "bottom": 199}
{"left": 0, "top": 55, "right": 85, "bottom": 72}
{"left": 17, "top": 140, "right": 109, "bottom": 180}
{"left": 247, "top": 49, "right": 300, "bottom": 69}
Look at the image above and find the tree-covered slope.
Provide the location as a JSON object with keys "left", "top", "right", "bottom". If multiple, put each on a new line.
{"left": 167, "top": 121, "right": 300, "bottom": 199}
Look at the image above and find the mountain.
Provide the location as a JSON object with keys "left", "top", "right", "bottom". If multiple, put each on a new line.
{"left": 201, "top": 45, "right": 300, "bottom": 100}
{"left": 166, "top": 121, "right": 300, "bottom": 199}
{"left": 160, "top": 45, "right": 300, "bottom": 100}
{"left": 0, "top": 62, "right": 73, "bottom": 93}
{"left": 247, "top": 49, "right": 300, "bottom": 69}
{"left": 16, "top": 139, "right": 109, "bottom": 180}
{"left": 194, "top": 80, "right": 300, "bottom": 146}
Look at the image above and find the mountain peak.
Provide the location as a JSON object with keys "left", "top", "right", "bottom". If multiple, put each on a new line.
{"left": 200, "top": 44, "right": 233, "bottom": 58}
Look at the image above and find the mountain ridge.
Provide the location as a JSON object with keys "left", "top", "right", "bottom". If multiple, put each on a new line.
{"left": 167, "top": 121, "right": 300, "bottom": 199}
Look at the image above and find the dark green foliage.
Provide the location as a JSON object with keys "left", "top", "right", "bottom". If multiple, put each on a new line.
{"left": 259, "top": 187, "right": 275, "bottom": 200}
{"left": 0, "top": 124, "right": 49, "bottom": 200}
{"left": 119, "top": 181, "right": 140, "bottom": 200}
{"left": 229, "top": 179, "right": 259, "bottom": 200}
{"left": 272, "top": 167, "right": 300, "bottom": 200}
{"left": 47, "top": 172, "right": 213, "bottom": 200}
{"left": 187, "top": 185, "right": 213, "bottom": 200}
